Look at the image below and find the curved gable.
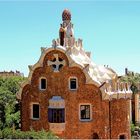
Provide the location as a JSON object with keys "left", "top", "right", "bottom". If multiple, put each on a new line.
{"left": 18, "top": 46, "right": 108, "bottom": 99}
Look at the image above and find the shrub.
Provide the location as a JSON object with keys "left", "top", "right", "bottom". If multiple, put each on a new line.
{"left": 131, "top": 123, "right": 135, "bottom": 136}
{"left": 0, "top": 130, "right": 2, "bottom": 139}
{"left": 1, "top": 128, "right": 58, "bottom": 139}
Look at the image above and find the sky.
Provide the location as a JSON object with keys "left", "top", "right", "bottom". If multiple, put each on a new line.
{"left": 0, "top": 0, "right": 140, "bottom": 76}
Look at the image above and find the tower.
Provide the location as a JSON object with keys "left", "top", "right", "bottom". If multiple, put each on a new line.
{"left": 59, "top": 9, "right": 74, "bottom": 46}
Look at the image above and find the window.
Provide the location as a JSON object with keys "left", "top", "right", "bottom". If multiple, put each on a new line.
{"left": 51, "top": 57, "right": 64, "bottom": 71}
{"left": 48, "top": 96, "right": 65, "bottom": 124}
{"left": 47, "top": 55, "right": 65, "bottom": 72}
{"left": 80, "top": 104, "right": 91, "bottom": 121}
{"left": 32, "top": 104, "right": 40, "bottom": 119}
{"left": 119, "top": 134, "right": 126, "bottom": 139}
{"left": 69, "top": 77, "right": 77, "bottom": 90}
{"left": 48, "top": 108, "right": 65, "bottom": 123}
{"left": 39, "top": 78, "right": 47, "bottom": 90}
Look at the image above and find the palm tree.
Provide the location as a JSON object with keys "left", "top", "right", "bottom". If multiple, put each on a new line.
{"left": 121, "top": 71, "right": 140, "bottom": 124}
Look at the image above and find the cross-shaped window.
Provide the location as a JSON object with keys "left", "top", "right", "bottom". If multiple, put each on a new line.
{"left": 48, "top": 54, "right": 65, "bottom": 72}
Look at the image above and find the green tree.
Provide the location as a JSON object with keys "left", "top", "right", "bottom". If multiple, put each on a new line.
{"left": 121, "top": 72, "right": 140, "bottom": 94}
{"left": 121, "top": 71, "right": 140, "bottom": 125}
{"left": 0, "top": 76, "right": 26, "bottom": 129}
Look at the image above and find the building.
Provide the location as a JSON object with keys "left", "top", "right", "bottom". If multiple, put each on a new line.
{"left": 0, "top": 70, "right": 24, "bottom": 77}
{"left": 18, "top": 9, "right": 132, "bottom": 139}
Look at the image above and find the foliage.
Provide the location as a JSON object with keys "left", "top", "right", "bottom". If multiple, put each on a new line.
{"left": 0, "top": 76, "right": 58, "bottom": 138}
{"left": 0, "top": 129, "right": 2, "bottom": 139}
{"left": 0, "top": 76, "right": 26, "bottom": 129}
{"left": 120, "top": 72, "right": 140, "bottom": 94}
{"left": 0, "top": 128, "right": 58, "bottom": 139}
{"left": 131, "top": 122, "right": 135, "bottom": 136}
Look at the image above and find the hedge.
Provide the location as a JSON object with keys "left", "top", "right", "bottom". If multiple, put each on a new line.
{"left": 0, "top": 128, "right": 58, "bottom": 139}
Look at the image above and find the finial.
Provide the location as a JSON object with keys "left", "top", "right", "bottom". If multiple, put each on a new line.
{"left": 62, "top": 9, "right": 71, "bottom": 21}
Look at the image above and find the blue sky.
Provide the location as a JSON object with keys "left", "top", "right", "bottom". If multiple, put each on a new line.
{"left": 0, "top": 1, "right": 140, "bottom": 76}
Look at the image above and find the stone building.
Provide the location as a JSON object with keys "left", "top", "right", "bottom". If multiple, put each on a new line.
{"left": 0, "top": 70, "right": 24, "bottom": 77}
{"left": 18, "top": 9, "right": 132, "bottom": 139}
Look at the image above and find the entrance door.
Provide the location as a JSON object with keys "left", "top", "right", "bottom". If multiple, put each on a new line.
{"left": 93, "top": 133, "right": 99, "bottom": 139}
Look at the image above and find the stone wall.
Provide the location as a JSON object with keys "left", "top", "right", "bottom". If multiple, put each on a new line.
{"left": 21, "top": 50, "right": 131, "bottom": 139}
{"left": 110, "top": 99, "right": 131, "bottom": 139}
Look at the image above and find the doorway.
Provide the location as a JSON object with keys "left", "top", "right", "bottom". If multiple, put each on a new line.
{"left": 93, "top": 133, "right": 99, "bottom": 139}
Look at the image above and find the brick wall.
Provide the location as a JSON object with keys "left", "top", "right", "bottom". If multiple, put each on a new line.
{"left": 21, "top": 50, "right": 131, "bottom": 139}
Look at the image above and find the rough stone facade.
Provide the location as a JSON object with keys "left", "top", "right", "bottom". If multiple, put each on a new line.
{"left": 20, "top": 50, "right": 131, "bottom": 139}
{"left": 19, "top": 9, "right": 132, "bottom": 139}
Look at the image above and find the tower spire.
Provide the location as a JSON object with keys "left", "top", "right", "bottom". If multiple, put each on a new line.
{"left": 59, "top": 9, "right": 74, "bottom": 46}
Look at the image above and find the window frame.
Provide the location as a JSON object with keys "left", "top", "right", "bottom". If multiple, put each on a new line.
{"left": 39, "top": 77, "right": 47, "bottom": 90}
{"left": 31, "top": 103, "right": 40, "bottom": 120}
{"left": 48, "top": 108, "right": 65, "bottom": 123}
{"left": 69, "top": 77, "right": 78, "bottom": 91}
{"left": 79, "top": 103, "right": 92, "bottom": 122}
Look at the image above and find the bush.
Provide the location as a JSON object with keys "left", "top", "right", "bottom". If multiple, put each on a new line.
{"left": 0, "top": 130, "right": 2, "bottom": 139}
{"left": 1, "top": 128, "right": 58, "bottom": 139}
{"left": 131, "top": 123, "right": 135, "bottom": 136}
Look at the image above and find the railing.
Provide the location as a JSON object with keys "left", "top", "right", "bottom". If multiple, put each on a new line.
{"left": 104, "top": 81, "right": 132, "bottom": 93}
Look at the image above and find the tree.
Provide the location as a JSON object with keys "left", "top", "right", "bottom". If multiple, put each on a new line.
{"left": 0, "top": 76, "right": 26, "bottom": 129}
{"left": 0, "top": 102, "right": 5, "bottom": 129}
{"left": 121, "top": 72, "right": 140, "bottom": 94}
{"left": 121, "top": 71, "right": 140, "bottom": 124}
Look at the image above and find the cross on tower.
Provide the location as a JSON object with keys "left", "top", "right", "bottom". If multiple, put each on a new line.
{"left": 48, "top": 54, "right": 65, "bottom": 72}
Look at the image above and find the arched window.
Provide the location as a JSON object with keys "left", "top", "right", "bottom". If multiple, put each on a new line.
{"left": 48, "top": 96, "right": 65, "bottom": 123}
{"left": 39, "top": 77, "right": 47, "bottom": 90}
{"left": 69, "top": 77, "right": 78, "bottom": 90}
